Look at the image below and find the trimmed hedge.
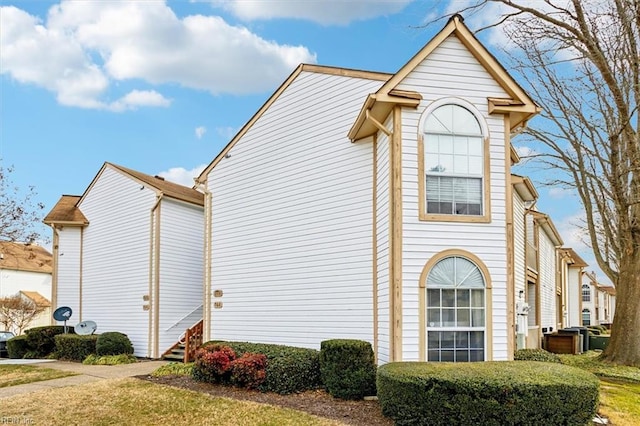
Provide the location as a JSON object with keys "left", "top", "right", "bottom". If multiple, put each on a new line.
{"left": 589, "top": 335, "right": 610, "bottom": 350}
{"left": 514, "top": 348, "right": 562, "bottom": 363}
{"left": 205, "top": 341, "right": 322, "bottom": 394}
{"left": 377, "top": 361, "right": 599, "bottom": 426}
{"left": 25, "top": 326, "right": 74, "bottom": 358}
{"left": 6, "top": 335, "right": 29, "bottom": 359}
{"left": 319, "top": 339, "right": 377, "bottom": 399}
{"left": 96, "top": 332, "right": 134, "bottom": 356}
{"left": 55, "top": 334, "right": 99, "bottom": 361}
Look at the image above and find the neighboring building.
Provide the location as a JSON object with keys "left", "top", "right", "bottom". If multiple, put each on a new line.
{"left": 581, "top": 271, "right": 616, "bottom": 327}
{"left": 19, "top": 290, "right": 52, "bottom": 329}
{"left": 557, "top": 248, "right": 588, "bottom": 328}
{"left": 196, "top": 15, "right": 541, "bottom": 363}
{"left": 44, "top": 162, "right": 205, "bottom": 358}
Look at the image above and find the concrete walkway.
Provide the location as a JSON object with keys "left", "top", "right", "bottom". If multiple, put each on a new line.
{"left": 0, "top": 359, "right": 168, "bottom": 399}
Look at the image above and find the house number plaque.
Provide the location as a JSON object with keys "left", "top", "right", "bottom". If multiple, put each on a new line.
{"left": 214, "top": 302, "right": 223, "bottom": 309}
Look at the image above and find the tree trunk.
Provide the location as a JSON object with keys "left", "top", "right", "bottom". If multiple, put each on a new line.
{"left": 601, "top": 251, "right": 640, "bottom": 366}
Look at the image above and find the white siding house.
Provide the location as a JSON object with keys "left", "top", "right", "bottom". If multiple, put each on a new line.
{"left": 197, "top": 15, "right": 541, "bottom": 363}
{"left": 45, "top": 163, "right": 204, "bottom": 358}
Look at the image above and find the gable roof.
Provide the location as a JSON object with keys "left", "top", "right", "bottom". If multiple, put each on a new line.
{"left": 20, "top": 291, "right": 51, "bottom": 308}
{"left": 511, "top": 174, "right": 538, "bottom": 202}
{"left": 0, "top": 241, "right": 52, "bottom": 274}
{"left": 349, "top": 14, "right": 540, "bottom": 141}
{"left": 79, "top": 162, "right": 205, "bottom": 207}
{"left": 530, "top": 210, "right": 564, "bottom": 246}
{"left": 196, "top": 64, "right": 392, "bottom": 182}
{"left": 559, "top": 247, "right": 588, "bottom": 267}
{"left": 43, "top": 195, "right": 88, "bottom": 225}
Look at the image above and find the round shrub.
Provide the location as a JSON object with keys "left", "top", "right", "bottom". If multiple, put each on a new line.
{"left": 319, "top": 339, "right": 377, "bottom": 399}
{"left": 514, "top": 348, "right": 561, "bottom": 363}
{"left": 55, "top": 334, "right": 99, "bottom": 361}
{"left": 192, "top": 344, "right": 237, "bottom": 384}
{"left": 6, "top": 335, "right": 29, "bottom": 359}
{"left": 95, "top": 332, "right": 134, "bottom": 356}
{"left": 377, "top": 361, "right": 599, "bottom": 426}
{"left": 230, "top": 353, "right": 267, "bottom": 389}
{"left": 25, "top": 325, "right": 74, "bottom": 358}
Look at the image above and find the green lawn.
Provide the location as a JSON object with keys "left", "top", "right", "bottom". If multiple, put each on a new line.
{"left": 0, "top": 365, "right": 77, "bottom": 388}
{"left": 0, "top": 378, "right": 345, "bottom": 426}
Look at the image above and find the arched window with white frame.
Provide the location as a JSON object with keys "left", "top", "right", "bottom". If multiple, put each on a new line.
{"left": 582, "top": 308, "right": 591, "bottom": 326}
{"left": 582, "top": 284, "right": 591, "bottom": 302}
{"left": 423, "top": 103, "right": 484, "bottom": 217}
{"left": 426, "top": 255, "right": 486, "bottom": 362}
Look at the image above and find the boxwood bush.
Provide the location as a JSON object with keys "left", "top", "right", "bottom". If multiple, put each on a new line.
{"left": 204, "top": 341, "right": 322, "bottom": 394}
{"left": 319, "top": 339, "right": 377, "bottom": 399}
{"left": 377, "top": 361, "right": 599, "bottom": 426}
{"left": 6, "top": 335, "right": 30, "bottom": 359}
{"left": 514, "top": 348, "right": 562, "bottom": 363}
{"left": 55, "top": 334, "right": 99, "bottom": 361}
{"left": 25, "top": 326, "right": 74, "bottom": 358}
{"left": 96, "top": 332, "right": 134, "bottom": 356}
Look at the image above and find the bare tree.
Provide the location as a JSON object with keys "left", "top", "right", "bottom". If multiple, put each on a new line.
{"left": 0, "top": 294, "right": 46, "bottom": 335}
{"left": 0, "top": 163, "right": 47, "bottom": 244}
{"left": 445, "top": 0, "right": 639, "bottom": 365}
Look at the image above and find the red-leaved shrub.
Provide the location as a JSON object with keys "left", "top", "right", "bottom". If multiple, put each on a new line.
{"left": 230, "top": 353, "right": 267, "bottom": 389}
{"left": 192, "top": 344, "right": 237, "bottom": 383}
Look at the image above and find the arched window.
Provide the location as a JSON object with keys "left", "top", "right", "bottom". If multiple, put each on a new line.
{"left": 423, "top": 104, "right": 484, "bottom": 216}
{"left": 582, "top": 309, "right": 591, "bottom": 326}
{"left": 426, "top": 256, "right": 485, "bottom": 362}
{"left": 582, "top": 284, "right": 591, "bottom": 302}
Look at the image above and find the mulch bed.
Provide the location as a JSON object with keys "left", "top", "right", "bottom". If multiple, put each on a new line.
{"left": 137, "top": 374, "right": 393, "bottom": 426}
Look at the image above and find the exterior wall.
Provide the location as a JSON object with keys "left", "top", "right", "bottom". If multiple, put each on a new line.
{"left": 158, "top": 198, "right": 204, "bottom": 353}
{"left": 396, "top": 35, "right": 511, "bottom": 360}
{"left": 54, "top": 226, "right": 82, "bottom": 318}
{"left": 512, "top": 193, "right": 527, "bottom": 304}
{"left": 376, "top": 120, "right": 392, "bottom": 364}
{"left": 79, "top": 167, "right": 156, "bottom": 357}
{"left": 0, "top": 269, "right": 51, "bottom": 299}
{"left": 538, "top": 230, "right": 557, "bottom": 332}
{"left": 206, "top": 71, "right": 382, "bottom": 350}
{"left": 566, "top": 267, "right": 582, "bottom": 327}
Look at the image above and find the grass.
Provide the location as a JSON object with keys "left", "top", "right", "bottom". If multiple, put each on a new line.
{"left": 0, "top": 365, "right": 77, "bottom": 388}
{"left": 151, "top": 361, "right": 193, "bottom": 377}
{"left": 557, "top": 351, "right": 640, "bottom": 425}
{"left": 82, "top": 354, "right": 138, "bottom": 365}
{"left": 0, "top": 378, "right": 346, "bottom": 426}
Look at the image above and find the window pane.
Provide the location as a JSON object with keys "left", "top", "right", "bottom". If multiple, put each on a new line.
{"left": 442, "top": 289, "right": 455, "bottom": 306}
{"left": 453, "top": 155, "right": 469, "bottom": 174}
{"left": 471, "top": 289, "right": 484, "bottom": 307}
{"left": 442, "top": 309, "right": 455, "bottom": 327}
{"left": 468, "top": 155, "right": 482, "bottom": 174}
{"left": 456, "top": 331, "right": 469, "bottom": 348}
{"left": 425, "top": 134, "right": 440, "bottom": 153}
{"left": 441, "top": 331, "right": 455, "bottom": 349}
{"left": 468, "top": 137, "right": 483, "bottom": 155}
{"left": 455, "top": 350, "right": 469, "bottom": 362}
{"left": 431, "top": 105, "right": 454, "bottom": 133}
{"left": 469, "top": 350, "right": 484, "bottom": 362}
{"left": 456, "top": 290, "right": 470, "bottom": 307}
{"left": 441, "top": 350, "right": 455, "bottom": 362}
{"left": 471, "top": 309, "right": 485, "bottom": 327}
{"left": 427, "top": 289, "right": 440, "bottom": 307}
{"left": 439, "top": 135, "right": 454, "bottom": 154}
{"left": 457, "top": 309, "right": 470, "bottom": 327}
{"left": 439, "top": 154, "right": 454, "bottom": 173}
{"left": 452, "top": 106, "right": 481, "bottom": 135}
{"left": 470, "top": 331, "right": 484, "bottom": 348}
{"left": 428, "top": 350, "right": 440, "bottom": 362}
{"left": 428, "top": 308, "right": 441, "bottom": 327}
{"left": 428, "top": 331, "right": 440, "bottom": 347}
{"left": 453, "top": 136, "right": 468, "bottom": 155}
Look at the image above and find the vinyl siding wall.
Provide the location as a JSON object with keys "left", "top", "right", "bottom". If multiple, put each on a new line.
{"left": 566, "top": 267, "right": 582, "bottom": 327}
{"left": 158, "top": 198, "right": 204, "bottom": 353}
{"left": 513, "top": 193, "right": 527, "bottom": 300}
{"left": 206, "top": 71, "right": 383, "bottom": 349}
{"left": 79, "top": 167, "right": 155, "bottom": 357}
{"left": 376, "top": 118, "right": 392, "bottom": 364}
{"left": 396, "top": 35, "right": 511, "bottom": 360}
{"left": 54, "top": 226, "right": 82, "bottom": 320}
{"left": 538, "top": 230, "right": 557, "bottom": 331}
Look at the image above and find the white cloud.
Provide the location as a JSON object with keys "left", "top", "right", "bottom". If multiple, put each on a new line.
{"left": 0, "top": 1, "right": 316, "bottom": 109}
{"left": 195, "top": 126, "right": 207, "bottom": 139}
{"left": 213, "top": 0, "right": 413, "bottom": 25}
{"left": 216, "top": 126, "right": 238, "bottom": 141}
{"left": 548, "top": 187, "right": 573, "bottom": 199}
{"left": 157, "top": 164, "right": 207, "bottom": 187}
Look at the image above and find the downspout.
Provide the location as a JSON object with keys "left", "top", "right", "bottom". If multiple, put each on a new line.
{"left": 149, "top": 194, "right": 163, "bottom": 358}
{"left": 195, "top": 179, "right": 212, "bottom": 342}
{"left": 50, "top": 225, "right": 60, "bottom": 324}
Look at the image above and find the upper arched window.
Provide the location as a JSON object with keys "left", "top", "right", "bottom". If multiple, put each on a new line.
{"left": 582, "top": 284, "right": 591, "bottom": 302}
{"left": 418, "top": 101, "right": 490, "bottom": 222}
{"left": 424, "top": 104, "right": 484, "bottom": 216}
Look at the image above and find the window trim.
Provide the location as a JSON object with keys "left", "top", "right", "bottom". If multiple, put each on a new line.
{"left": 418, "top": 98, "right": 492, "bottom": 223}
{"left": 418, "top": 249, "right": 493, "bottom": 361}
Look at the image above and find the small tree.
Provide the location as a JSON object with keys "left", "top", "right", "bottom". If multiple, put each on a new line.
{"left": 0, "top": 163, "right": 47, "bottom": 243}
{"left": 0, "top": 294, "right": 46, "bottom": 334}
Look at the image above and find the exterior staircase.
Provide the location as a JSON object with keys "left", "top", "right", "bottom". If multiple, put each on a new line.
{"left": 162, "top": 319, "right": 203, "bottom": 363}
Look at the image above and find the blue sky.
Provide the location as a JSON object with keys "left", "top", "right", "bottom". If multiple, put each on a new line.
{"left": 0, "top": 1, "right": 606, "bottom": 282}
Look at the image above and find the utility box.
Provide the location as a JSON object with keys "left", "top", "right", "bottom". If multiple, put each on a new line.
{"left": 545, "top": 333, "right": 580, "bottom": 354}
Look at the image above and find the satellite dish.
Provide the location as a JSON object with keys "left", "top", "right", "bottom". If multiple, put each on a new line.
{"left": 75, "top": 320, "right": 97, "bottom": 335}
{"left": 53, "top": 306, "right": 73, "bottom": 322}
